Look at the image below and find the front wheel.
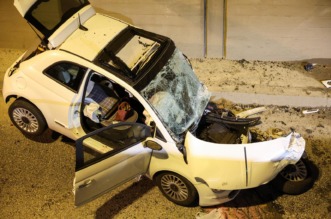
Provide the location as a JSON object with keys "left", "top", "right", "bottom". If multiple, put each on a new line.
{"left": 8, "top": 99, "right": 47, "bottom": 136}
{"left": 271, "top": 158, "right": 317, "bottom": 195}
{"left": 155, "top": 172, "right": 198, "bottom": 206}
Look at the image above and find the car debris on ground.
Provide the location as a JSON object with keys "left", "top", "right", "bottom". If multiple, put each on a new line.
{"left": 321, "top": 80, "right": 331, "bottom": 88}
{"left": 303, "top": 63, "right": 317, "bottom": 71}
{"left": 302, "top": 109, "right": 320, "bottom": 115}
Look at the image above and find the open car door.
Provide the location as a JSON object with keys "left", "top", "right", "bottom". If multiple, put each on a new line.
{"left": 74, "top": 122, "right": 155, "bottom": 206}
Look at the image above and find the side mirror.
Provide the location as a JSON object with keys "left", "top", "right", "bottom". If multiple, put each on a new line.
{"left": 144, "top": 140, "right": 162, "bottom": 151}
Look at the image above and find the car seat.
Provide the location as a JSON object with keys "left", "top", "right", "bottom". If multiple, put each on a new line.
{"left": 84, "top": 80, "right": 118, "bottom": 121}
{"left": 84, "top": 78, "right": 138, "bottom": 126}
{"left": 57, "top": 69, "right": 71, "bottom": 84}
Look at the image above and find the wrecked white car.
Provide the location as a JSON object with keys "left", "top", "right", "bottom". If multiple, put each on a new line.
{"left": 3, "top": 0, "right": 309, "bottom": 207}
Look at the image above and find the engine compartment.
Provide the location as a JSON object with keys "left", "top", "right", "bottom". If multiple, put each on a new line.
{"left": 195, "top": 102, "right": 271, "bottom": 145}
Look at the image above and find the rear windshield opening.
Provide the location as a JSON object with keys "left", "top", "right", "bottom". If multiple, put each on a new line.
{"left": 26, "top": 0, "right": 89, "bottom": 37}
{"left": 97, "top": 28, "right": 162, "bottom": 80}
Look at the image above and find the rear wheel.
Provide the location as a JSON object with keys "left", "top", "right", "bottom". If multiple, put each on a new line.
{"left": 155, "top": 172, "right": 198, "bottom": 206}
{"left": 271, "top": 158, "right": 317, "bottom": 195}
{"left": 8, "top": 99, "right": 47, "bottom": 136}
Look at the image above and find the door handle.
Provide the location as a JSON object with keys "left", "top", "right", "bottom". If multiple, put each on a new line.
{"left": 78, "top": 179, "right": 94, "bottom": 189}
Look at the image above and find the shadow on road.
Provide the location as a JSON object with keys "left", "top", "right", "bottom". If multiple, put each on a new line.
{"left": 206, "top": 160, "right": 320, "bottom": 217}
{"left": 223, "top": 184, "right": 283, "bottom": 208}
{"left": 95, "top": 177, "right": 155, "bottom": 219}
{"left": 22, "top": 129, "right": 61, "bottom": 143}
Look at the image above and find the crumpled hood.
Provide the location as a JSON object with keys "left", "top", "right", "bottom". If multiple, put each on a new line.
{"left": 185, "top": 131, "right": 305, "bottom": 190}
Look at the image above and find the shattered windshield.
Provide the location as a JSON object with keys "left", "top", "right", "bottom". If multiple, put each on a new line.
{"left": 141, "top": 49, "right": 211, "bottom": 141}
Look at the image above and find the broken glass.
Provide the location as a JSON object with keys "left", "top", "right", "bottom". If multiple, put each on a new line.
{"left": 141, "top": 49, "right": 211, "bottom": 141}
{"left": 100, "top": 34, "right": 160, "bottom": 79}
{"left": 114, "top": 35, "right": 160, "bottom": 72}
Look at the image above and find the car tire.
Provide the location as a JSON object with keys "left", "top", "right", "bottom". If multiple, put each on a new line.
{"left": 271, "top": 158, "right": 317, "bottom": 195}
{"left": 8, "top": 99, "right": 47, "bottom": 136}
{"left": 155, "top": 172, "right": 198, "bottom": 206}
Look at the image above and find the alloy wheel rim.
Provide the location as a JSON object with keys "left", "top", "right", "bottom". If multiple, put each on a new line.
{"left": 280, "top": 159, "right": 308, "bottom": 181}
{"left": 12, "top": 108, "right": 39, "bottom": 133}
{"left": 160, "top": 175, "right": 188, "bottom": 201}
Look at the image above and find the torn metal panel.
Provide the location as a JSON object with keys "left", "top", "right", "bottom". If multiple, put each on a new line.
{"left": 115, "top": 36, "right": 160, "bottom": 71}
{"left": 185, "top": 131, "right": 305, "bottom": 190}
{"left": 235, "top": 107, "right": 266, "bottom": 118}
{"left": 304, "top": 63, "right": 317, "bottom": 71}
{"left": 321, "top": 80, "right": 331, "bottom": 88}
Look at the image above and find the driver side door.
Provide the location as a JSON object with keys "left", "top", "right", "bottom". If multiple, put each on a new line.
{"left": 74, "top": 122, "right": 156, "bottom": 206}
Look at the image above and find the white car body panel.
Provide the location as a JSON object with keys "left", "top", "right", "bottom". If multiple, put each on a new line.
{"left": 4, "top": 50, "right": 89, "bottom": 139}
{"left": 48, "top": 5, "right": 96, "bottom": 49}
{"left": 75, "top": 142, "right": 152, "bottom": 206}
{"left": 146, "top": 139, "right": 240, "bottom": 206}
{"left": 14, "top": 0, "right": 37, "bottom": 16}
{"left": 59, "top": 13, "right": 128, "bottom": 61}
{"left": 185, "top": 131, "right": 305, "bottom": 190}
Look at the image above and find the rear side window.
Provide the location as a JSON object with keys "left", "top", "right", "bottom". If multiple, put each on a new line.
{"left": 44, "top": 62, "right": 86, "bottom": 92}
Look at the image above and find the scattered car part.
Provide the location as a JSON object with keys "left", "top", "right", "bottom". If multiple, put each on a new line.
{"left": 321, "top": 80, "right": 331, "bottom": 88}
{"left": 302, "top": 109, "right": 319, "bottom": 114}
{"left": 206, "top": 113, "right": 260, "bottom": 128}
{"left": 204, "top": 106, "right": 261, "bottom": 130}
{"left": 249, "top": 127, "right": 286, "bottom": 142}
{"left": 235, "top": 106, "right": 267, "bottom": 118}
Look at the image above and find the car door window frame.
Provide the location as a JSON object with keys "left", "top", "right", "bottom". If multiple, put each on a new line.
{"left": 43, "top": 61, "right": 87, "bottom": 93}
{"left": 76, "top": 122, "right": 152, "bottom": 171}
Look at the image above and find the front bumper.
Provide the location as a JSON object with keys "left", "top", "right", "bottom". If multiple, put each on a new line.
{"left": 196, "top": 183, "right": 240, "bottom": 206}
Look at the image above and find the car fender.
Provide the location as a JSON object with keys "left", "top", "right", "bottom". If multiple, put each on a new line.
{"left": 147, "top": 139, "right": 197, "bottom": 185}
{"left": 185, "top": 131, "right": 305, "bottom": 190}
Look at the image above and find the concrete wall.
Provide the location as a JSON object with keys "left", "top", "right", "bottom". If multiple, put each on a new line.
{"left": 0, "top": 1, "right": 39, "bottom": 49}
{"left": 206, "top": 0, "right": 224, "bottom": 57}
{"left": 90, "top": 0, "right": 206, "bottom": 57}
{"left": 227, "top": 0, "right": 331, "bottom": 61}
{"left": 0, "top": 0, "right": 330, "bottom": 60}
